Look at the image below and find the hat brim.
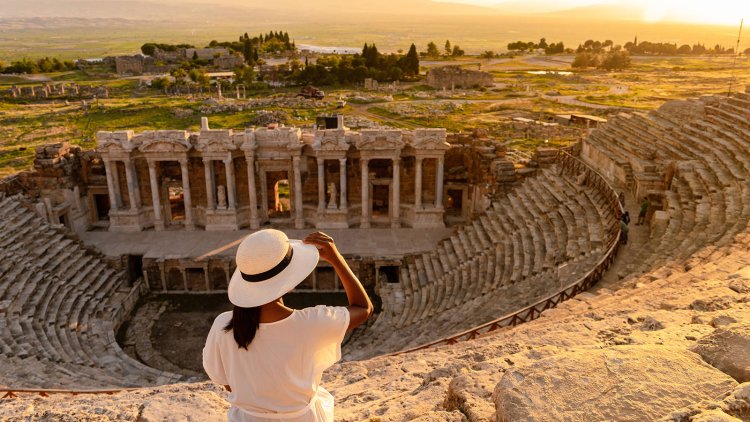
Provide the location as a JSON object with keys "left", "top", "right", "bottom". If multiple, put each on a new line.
{"left": 228, "top": 239, "right": 320, "bottom": 307}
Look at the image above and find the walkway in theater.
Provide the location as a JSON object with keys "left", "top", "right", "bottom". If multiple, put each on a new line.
{"left": 80, "top": 227, "right": 455, "bottom": 260}
{"left": 594, "top": 190, "right": 650, "bottom": 292}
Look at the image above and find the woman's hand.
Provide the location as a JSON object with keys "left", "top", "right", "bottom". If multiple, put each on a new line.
{"left": 303, "top": 231, "right": 340, "bottom": 264}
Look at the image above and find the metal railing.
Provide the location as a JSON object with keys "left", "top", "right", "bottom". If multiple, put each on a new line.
{"left": 384, "top": 149, "right": 623, "bottom": 356}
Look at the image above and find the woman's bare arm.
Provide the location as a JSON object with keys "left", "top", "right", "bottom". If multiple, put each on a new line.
{"left": 303, "top": 232, "right": 374, "bottom": 330}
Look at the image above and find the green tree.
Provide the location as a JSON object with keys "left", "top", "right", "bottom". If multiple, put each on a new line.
{"left": 444, "top": 40, "right": 452, "bottom": 56}
{"left": 598, "top": 50, "right": 631, "bottom": 71}
{"left": 538, "top": 38, "right": 548, "bottom": 49}
{"left": 404, "top": 43, "right": 420, "bottom": 75}
{"left": 572, "top": 52, "right": 597, "bottom": 68}
{"left": 362, "top": 43, "right": 380, "bottom": 68}
{"left": 234, "top": 65, "right": 255, "bottom": 85}
{"left": 151, "top": 76, "right": 173, "bottom": 92}
{"left": 426, "top": 41, "right": 440, "bottom": 58}
{"left": 243, "top": 39, "right": 253, "bottom": 63}
{"left": 451, "top": 45, "right": 465, "bottom": 57}
{"left": 141, "top": 43, "right": 157, "bottom": 56}
{"left": 481, "top": 50, "right": 495, "bottom": 59}
{"left": 188, "top": 68, "right": 210, "bottom": 85}
{"left": 170, "top": 68, "right": 188, "bottom": 86}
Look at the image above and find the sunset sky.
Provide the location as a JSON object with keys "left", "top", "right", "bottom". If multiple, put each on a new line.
{"left": 445, "top": 0, "right": 748, "bottom": 25}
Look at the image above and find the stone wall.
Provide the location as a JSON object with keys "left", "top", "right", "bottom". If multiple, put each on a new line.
{"left": 425, "top": 65, "right": 494, "bottom": 90}
{"left": 9, "top": 123, "right": 518, "bottom": 233}
{"left": 115, "top": 55, "right": 145, "bottom": 75}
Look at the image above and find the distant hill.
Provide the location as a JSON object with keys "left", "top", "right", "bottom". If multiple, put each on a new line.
{"left": 1, "top": 0, "right": 495, "bottom": 20}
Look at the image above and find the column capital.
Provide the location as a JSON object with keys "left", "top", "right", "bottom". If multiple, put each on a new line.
{"left": 202, "top": 157, "right": 212, "bottom": 164}
{"left": 317, "top": 157, "right": 325, "bottom": 165}
{"left": 339, "top": 157, "right": 347, "bottom": 164}
{"left": 222, "top": 157, "right": 232, "bottom": 164}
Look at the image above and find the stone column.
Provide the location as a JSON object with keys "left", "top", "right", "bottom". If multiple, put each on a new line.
{"left": 415, "top": 157, "right": 423, "bottom": 210}
{"left": 246, "top": 156, "right": 259, "bottom": 229}
{"left": 103, "top": 159, "right": 120, "bottom": 212}
{"left": 391, "top": 157, "right": 401, "bottom": 228}
{"left": 180, "top": 159, "right": 195, "bottom": 230}
{"left": 293, "top": 156, "right": 304, "bottom": 229}
{"left": 259, "top": 169, "right": 268, "bottom": 221}
{"left": 147, "top": 160, "right": 164, "bottom": 231}
{"left": 436, "top": 156, "right": 445, "bottom": 209}
{"left": 123, "top": 158, "right": 141, "bottom": 211}
{"left": 339, "top": 158, "right": 348, "bottom": 209}
{"left": 224, "top": 158, "right": 237, "bottom": 209}
{"left": 360, "top": 158, "right": 370, "bottom": 228}
{"left": 203, "top": 159, "right": 215, "bottom": 210}
{"left": 317, "top": 158, "right": 326, "bottom": 211}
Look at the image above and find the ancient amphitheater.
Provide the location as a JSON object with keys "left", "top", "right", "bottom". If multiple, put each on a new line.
{"left": 1, "top": 91, "right": 750, "bottom": 421}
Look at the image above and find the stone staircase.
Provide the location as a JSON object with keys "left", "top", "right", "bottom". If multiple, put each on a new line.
{"left": 0, "top": 196, "right": 182, "bottom": 388}
{"left": 345, "top": 165, "right": 618, "bottom": 359}
{"left": 584, "top": 93, "right": 750, "bottom": 282}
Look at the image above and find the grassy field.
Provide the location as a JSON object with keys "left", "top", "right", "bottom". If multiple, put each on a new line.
{"left": 2, "top": 55, "right": 750, "bottom": 178}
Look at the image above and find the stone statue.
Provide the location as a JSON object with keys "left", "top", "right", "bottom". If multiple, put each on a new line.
{"left": 217, "top": 185, "right": 227, "bottom": 209}
{"left": 327, "top": 182, "right": 338, "bottom": 209}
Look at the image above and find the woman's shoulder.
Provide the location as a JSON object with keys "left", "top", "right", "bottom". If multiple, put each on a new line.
{"left": 296, "top": 305, "right": 348, "bottom": 322}
{"left": 210, "top": 311, "right": 233, "bottom": 329}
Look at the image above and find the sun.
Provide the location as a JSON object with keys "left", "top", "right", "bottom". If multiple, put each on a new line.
{"left": 663, "top": 0, "right": 750, "bottom": 25}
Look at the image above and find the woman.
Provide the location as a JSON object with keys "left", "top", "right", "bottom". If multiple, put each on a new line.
{"left": 203, "top": 229, "right": 373, "bottom": 421}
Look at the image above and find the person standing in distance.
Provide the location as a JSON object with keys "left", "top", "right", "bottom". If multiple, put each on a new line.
{"left": 636, "top": 196, "right": 649, "bottom": 226}
{"left": 203, "top": 229, "right": 373, "bottom": 421}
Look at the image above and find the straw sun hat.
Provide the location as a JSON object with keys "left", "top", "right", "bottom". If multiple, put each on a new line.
{"left": 228, "top": 229, "right": 320, "bottom": 308}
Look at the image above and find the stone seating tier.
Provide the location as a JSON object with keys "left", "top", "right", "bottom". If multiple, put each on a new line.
{"left": 345, "top": 165, "right": 616, "bottom": 359}
{"left": 583, "top": 93, "right": 750, "bottom": 282}
{"left": 0, "top": 196, "right": 182, "bottom": 388}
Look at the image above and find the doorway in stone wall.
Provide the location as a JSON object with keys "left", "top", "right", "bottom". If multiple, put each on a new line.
{"left": 265, "top": 170, "right": 291, "bottom": 220}
{"left": 371, "top": 183, "right": 390, "bottom": 220}
{"left": 167, "top": 184, "right": 186, "bottom": 225}
{"left": 93, "top": 193, "right": 110, "bottom": 221}
{"left": 272, "top": 179, "right": 291, "bottom": 218}
{"left": 446, "top": 188, "right": 463, "bottom": 217}
{"left": 161, "top": 161, "right": 186, "bottom": 227}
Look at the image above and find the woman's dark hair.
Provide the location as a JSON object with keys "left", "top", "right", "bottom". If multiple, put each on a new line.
{"left": 223, "top": 306, "right": 261, "bottom": 350}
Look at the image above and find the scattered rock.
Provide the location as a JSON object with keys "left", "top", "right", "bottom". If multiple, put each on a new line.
{"left": 711, "top": 315, "right": 738, "bottom": 328}
{"left": 641, "top": 316, "right": 665, "bottom": 331}
{"left": 690, "top": 297, "right": 735, "bottom": 312}
{"left": 443, "top": 375, "right": 495, "bottom": 421}
{"left": 688, "top": 408, "right": 742, "bottom": 421}
{"left": 172, "top": 108, "right": 195, "bottom": 118}
{"left": 691, "top": 324, "right": 750, "bottom": 382}
{"left": 250, "top": 110, "right": 290, "bottom": 126}
{"left": 728, "top": 279, "right": 750, "bottom": 294}
{"left": 493, "top": 346, "right": 737, "bottom": 421}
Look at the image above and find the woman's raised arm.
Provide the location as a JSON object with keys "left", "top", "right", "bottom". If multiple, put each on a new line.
{"left": 303, "top": 232, "right": 373, "bottom": 330}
